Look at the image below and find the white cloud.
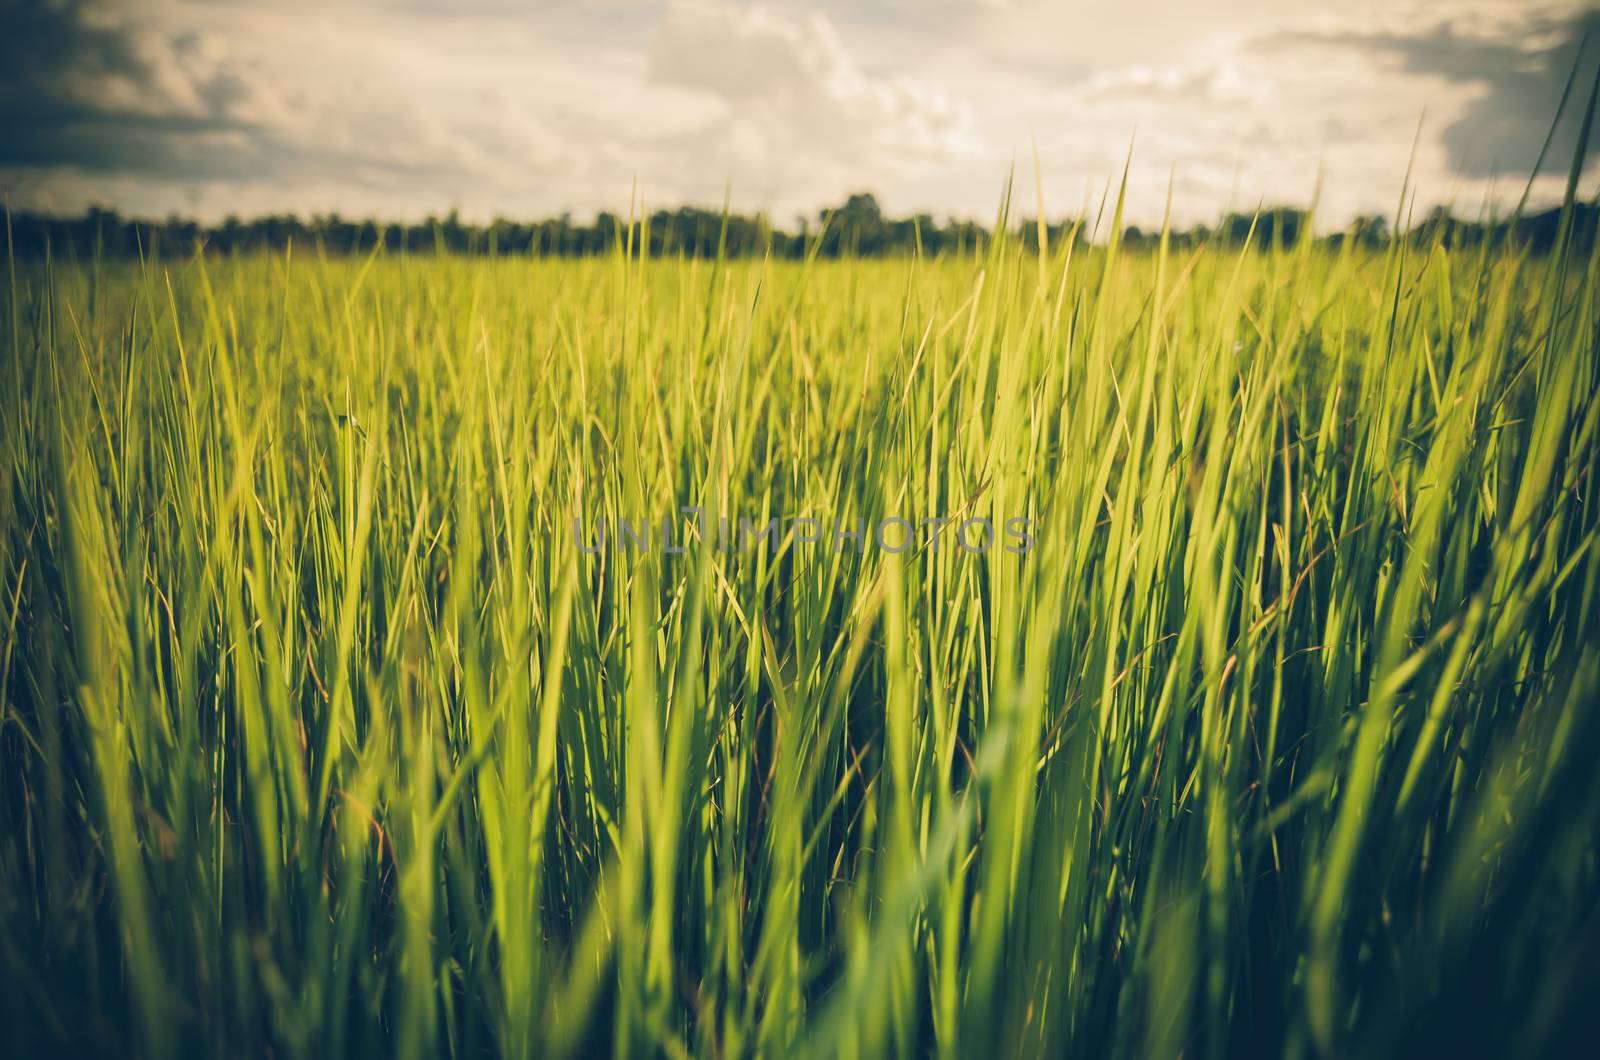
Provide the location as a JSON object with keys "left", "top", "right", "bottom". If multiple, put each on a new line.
{"left": 952, "top": 1, "right": 1596, "bottom": 229}
{"left": 644, "top": 1, "right": 981, "bottom": 212}
{"left": 1, "top": 0, "right": 1592, "bottom": 229}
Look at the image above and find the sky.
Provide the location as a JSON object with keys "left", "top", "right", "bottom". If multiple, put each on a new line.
{"left": 2, "top": 0, "right": 1597, "bottom": 230}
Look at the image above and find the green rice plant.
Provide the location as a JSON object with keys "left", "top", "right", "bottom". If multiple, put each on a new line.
{"left": 2, "top": 160, "right": 1598, "bottom": 1058}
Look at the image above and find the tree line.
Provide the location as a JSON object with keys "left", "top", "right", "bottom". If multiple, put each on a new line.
{"left": 4, "top": 193, "right": 1594, "bottom": 261}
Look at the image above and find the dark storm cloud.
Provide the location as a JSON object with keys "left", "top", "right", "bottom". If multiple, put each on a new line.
{"left": 1432, "top": 9, "right": 1600, "bottom": 179}
{"left": 0, "top": 0, "right": 265, "bottom": 177}
{"left": 5, "top": 0, "right": 190, "bottom": 166}
{"left": 0, "top": 0, "right": 486, "bottom": 192}
{"left": 0, "top": 0, "right": 141, "bottom": 99}
{"left": 1265, "top": 7, "right": 1600, "bottom": 179}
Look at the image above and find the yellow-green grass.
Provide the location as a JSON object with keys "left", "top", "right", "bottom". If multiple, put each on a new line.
{"left": 2, "top": 201, "right": 1598, "bottom": 1058}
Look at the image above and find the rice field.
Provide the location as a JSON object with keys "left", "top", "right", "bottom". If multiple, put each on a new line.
{"left": 2, "top": 185, "right": 1598, "bottom": 1058}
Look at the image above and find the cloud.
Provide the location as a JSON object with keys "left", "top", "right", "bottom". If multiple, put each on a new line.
{"left": 1078, "top": 60, "right": 1267, "bottom": 107}
{"left": 644, "top": 1, "right": 981, "bottom": 207}
{"left": 1, "top": 0, "right": 1591, "bottom": 227}
{"left": 991, "top": 2, "right": 1598, "bottom": 230}
{"left": 0, "top": 0, "right": 281, "bottom": 179}
{"left": 1261, "top": 5, "right": 1600, "bottom": 178}
{"left": 0, "top": 0, "right": 603, "bottom": 217}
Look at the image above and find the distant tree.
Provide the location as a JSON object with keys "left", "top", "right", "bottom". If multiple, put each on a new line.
{"left": 2, "top": 198, "right": 1592, "bottom": 263}
{"left": 1349, "top": 214, "right": 1389, "bottom": 249}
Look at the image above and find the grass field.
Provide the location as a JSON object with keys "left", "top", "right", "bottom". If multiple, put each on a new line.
{"left": 2, "top": 183, "right": 1599, "bottom": 1058}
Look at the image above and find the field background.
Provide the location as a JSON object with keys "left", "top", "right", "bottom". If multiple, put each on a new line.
{"left": 3, "top": 202, "right": 1599, "bottom": 1057}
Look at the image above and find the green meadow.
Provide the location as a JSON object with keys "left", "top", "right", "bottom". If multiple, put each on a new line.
{"left": 2, "top": 184, "right": 1598, "bottom": 1058}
